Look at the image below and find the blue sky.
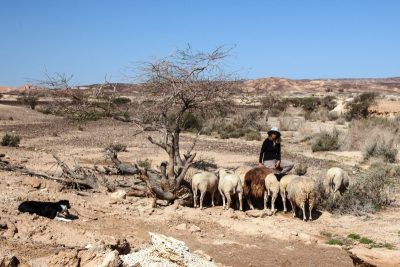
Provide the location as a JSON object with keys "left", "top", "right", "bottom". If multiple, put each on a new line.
{"left": 1, "top": 0, "right": 399, "bottom": 86}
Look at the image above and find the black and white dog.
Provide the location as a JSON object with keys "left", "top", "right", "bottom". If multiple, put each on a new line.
{"left": 18, "top": 200, "right": 72, "bottom": 222}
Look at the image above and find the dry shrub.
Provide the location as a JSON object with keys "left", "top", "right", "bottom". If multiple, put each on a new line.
{"left": 191, "top": 157, "right": 218, "bottom": 170}
{"left": 1, "top": 133, "right": 21, "bottom": 147}
{"left": 311, "top": 129, "right": 340, "bottom": 152}
{"left": 327, "top": 111, "right": 339, "bottom": 121}
{"left": 317, "top": 165, "right": 394, "bottom": 215}
{"left": 336, "top": 117, "right": 346, "bottom": 125}
{"left": 305, "top": 108, "right": 329, "bottom": 122}
{"left": 341, "top": 117, "right": 400, "bottom": 156}
{"left": 345, "top": 92, "right": 377, "bottom": 121}
{"left": 295, "top": 163, "right": 308, "bottom": 175}
{"left": 233, "top": 110, "right": 269, "bottom": 132}
{"left": 204, "top": 118, "right": 262, "bottom": 140}
{"left": 106, "top": 143, "right": 127, "bottom": 152}
{"left": 278, "top": 116, "right": 305, "bottom": 131}
{"left": 364, "top": 135, "right": 398, "bottom": 163}
{"left": 137, "top": 158, "right": 151, "bottom": 169}
{"left": 260, "top": 94, "right": 290, "bottom": 116}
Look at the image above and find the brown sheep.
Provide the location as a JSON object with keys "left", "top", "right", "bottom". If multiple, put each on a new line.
{"left": 243, "top": 166, "right": 275, "bottom": 210}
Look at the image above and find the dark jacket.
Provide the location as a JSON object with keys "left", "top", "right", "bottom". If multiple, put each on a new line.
{"left": 259, "top": 138, "right": 281, "bottom": 163}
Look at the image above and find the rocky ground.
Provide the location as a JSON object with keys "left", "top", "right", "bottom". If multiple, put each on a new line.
{"left": 1, "top": 103, "right": 400, "bottom": 266}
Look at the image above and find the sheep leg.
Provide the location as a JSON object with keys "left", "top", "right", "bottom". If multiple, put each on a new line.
{"left": 238, "top": 192, "right": 243, "bottom": 211}
{"left": 219, "top": 189, "right": 226, "bottom": 209}
{"left": 281, "top": 192, "right": 287, "bottom": 212}
{"left": 271, "top": 193, "right": 277, "bottom": 213}
{"left": 289, "top": 200, "right": 296, "bottom": 218}
{"left": 193, "top": 189, "right": 198, "bottom": 208}
{"left": 211, "top": 190, "right": 215, "bottom": 207}
{"left": 300, "top": 202, "right": 306, "bottom": 221}
{"left": 200, "top": 191, "right": 205, "bottom": 209}
{"left": 226, "top": 192, "right": 232, "bottom": 210}
{"left": 263, "top": 191, "right": 268, "bottom": 210}
{"left": 309, "top": 201, "right": 314, "bottom": 221}
{"left": 246, "top": 197, "right": 254, "bottom": 210}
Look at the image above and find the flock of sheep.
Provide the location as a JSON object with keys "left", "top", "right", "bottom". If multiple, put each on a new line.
{"left": 191, "top": 166, "right": 349, "bottom": 221}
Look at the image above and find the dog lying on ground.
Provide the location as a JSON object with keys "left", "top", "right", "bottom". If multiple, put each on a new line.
{"left": 18, "top": 200, "right": 72, "bottom": 222}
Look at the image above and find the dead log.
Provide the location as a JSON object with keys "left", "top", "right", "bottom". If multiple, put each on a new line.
{"left": 0, "top": 155, "right": 113, "bottom": 191}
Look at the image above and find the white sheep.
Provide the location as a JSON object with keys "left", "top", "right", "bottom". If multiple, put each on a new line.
{"left": 191, "top": 171, "right": 218, "bottom": 209}
{"left": 325, "top": 167, "right": 350, "bottom": 198}
{"left": 217, "top": 169, "right": 243, "bottom": 211}
{"left": 279, "top": 174, "right": 300, "bottom": 212}
{"left": 234, "top": 165, "right": 253, "bottom": 187}
{"left": 264, "top": 173, "right": 280, "bottom": 213}
{"left": 287, "top": 176, "right": 316, "bottom": 221}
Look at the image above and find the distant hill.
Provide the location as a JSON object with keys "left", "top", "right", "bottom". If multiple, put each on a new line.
{"left": 1, "top": 77, "right": 400, "bottom": 95}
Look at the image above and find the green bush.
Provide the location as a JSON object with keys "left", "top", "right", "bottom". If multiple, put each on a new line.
{"left": 181, "top": 112, "right": 203, "bottom": 132}
{"left": 106, "top": 143, "right": 127, "bottom": 152}
{"left": 311, "top": 129, "right": 340, "bottom": 152}
{"left": 112, "top": 97, "right": 131, "bottom": 105}
{"left": 347, "top": 233, "right": 361, "bottom": 240}
{"left": 260, "top": 94, "right": 289, "bottom": 116}
{"left": 322, "top": 96, "right": 337, "bottom": 110}
{"left": 1, "top": 133, "right": 21, "bottom": 147}
{"left": 287, "top": 97, "right": 321, "bottom": 112}
{"left": 345, "top": 92, "right": 377, "bottom": 121}
{"left": 137, "top": 158, "right": 152, "bottom": 169}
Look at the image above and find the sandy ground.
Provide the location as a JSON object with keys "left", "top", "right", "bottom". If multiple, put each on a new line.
{"left": 1, "top": 104, "right": 400, "bottom": 266}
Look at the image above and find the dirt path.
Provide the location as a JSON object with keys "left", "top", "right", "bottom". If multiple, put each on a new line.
{"left": 1, "top": 104, "right": 400, "bottom": 266}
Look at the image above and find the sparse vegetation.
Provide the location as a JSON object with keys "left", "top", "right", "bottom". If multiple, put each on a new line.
{"left": 260, "top": 94, "right": 289, "bottom": 116}
{"left": 347, "top": 233, "right": 361, "bottom": 240}
{"left": 341, "top": 117, "right": 400, "bottom": 159}
{"left": 317, "top": 165, "right": 394, "bottom": 215}
{"left": 311, "top": 129, "right": 340, "bottom": 152}
{"left": 324, "top": 232, "right": 394, "bottom": 250}
{"left": 295, "top": 163, "right": 307, "bottom": 176}
{"left": 278, "top": 116, "right": 304, "bottom": 131}
{"left": 345, "top": 92, "right": 377, "bottom": 121}
{"left": 363, "top": 136, "right": 398, "bottom": 163}
{"left": 19, "top": 94, "right": 39, "bottom": 110}
{"left": 106, "top": 143, "right": 128, "bottom": 152}
{"left": 326, "top": 239, "right": 344, "bottom": 246}
{"left": 1, "top": 133, "right": 21, "bottom": 147}
{"left": 137, "top": 158, "right": 152, "bottom": 169}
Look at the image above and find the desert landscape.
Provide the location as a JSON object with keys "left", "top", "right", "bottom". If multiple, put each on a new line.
{"left": 1, "top": 67, "right": 400, "bottom": 266}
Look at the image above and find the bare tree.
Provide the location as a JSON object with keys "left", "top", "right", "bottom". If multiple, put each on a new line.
{"left": 127, "top": 46, "right": 235, "bottom": 204}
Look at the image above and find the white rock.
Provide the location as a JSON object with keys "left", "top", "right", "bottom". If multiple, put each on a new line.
{"left": 175, "top": 223, "right": 188, "bottom": 231}
{"left": 189, "top": 225, "right": 201, "bottom": 233}
{"left": 121, "top": 232, "right": 216, "bottom": 267}
{"left": 110, "top": 190, "right": 126, "bottom": 200}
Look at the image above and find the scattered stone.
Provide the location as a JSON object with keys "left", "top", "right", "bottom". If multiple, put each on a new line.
{"left": 110, "top": 238, "right": 131, "bottom": 255}
{"left": 100, "top": 250, "right": 123, "bottom": 267}
{"left": 175, "top": 223, "right": 188, "bottom": 231}
{"left": 121, "top": 232, "right": 216, "bottom": 267}
{"left": 194, "top": 250, "right": 213, "bottom": 261}
{"left": 0, "top": 254, "right": 19, "bottom": 267}
{"left": 189, "top": 225, "right": 201, "bottom": 233}
{"left": 110, "top": 190, "right": 126, "bottom": 200}
{"left": 47, "top": 250, "right": 80, "bottom": 267}
{"left": 0, "top": 223, "right": 7, "bottom": 230}
{"left": 245, "top": 209, "right": 273, "bottom": 218}
{"left": 22, "top": 177, "right": 42, "bottom": 189}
